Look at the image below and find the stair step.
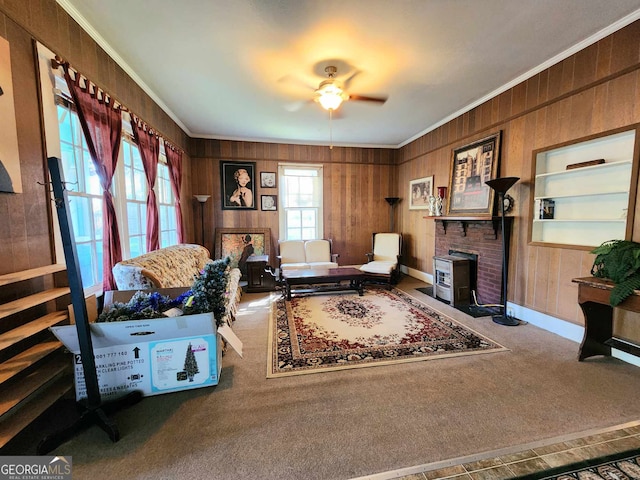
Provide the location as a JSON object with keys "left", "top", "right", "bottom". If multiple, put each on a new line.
{"left": 0, "top": 311, "right": 69, "bottom": 351}
{"left": 0, "top": 355, "right": 71, "bottom": 418}
{"left": 0, "top": 340, "right": 64, "bottom": 385}
{"left": 0, "top": 287, "right": 71, "bottom": 320}
{"left": 0, "top": 373, "right": 73, "bottom": 449}
{"left": 0, "top": 264, "right": 66, "bottom": 287}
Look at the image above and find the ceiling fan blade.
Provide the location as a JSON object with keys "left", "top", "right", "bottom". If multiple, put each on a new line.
{"left": 278, "top": 74, "right": 315, "bottom": 92}
{"left": 343, "top": 69, "right": 362, "bottom": 89}
{"left": 349, "top": 94, "right": 388, "bottom": 104}
{"left": 284, "top": 99, "right": 313, "bottom": 112}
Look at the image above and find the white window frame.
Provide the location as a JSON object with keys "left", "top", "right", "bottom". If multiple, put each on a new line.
{"left": 278, "top": 164, "right": 323, "bottom": 241}
{"left": 156, "top": 150, "right": 179, "bottom": 248}
{"left": 114, "top": 132, "right": 148, "bottom": 259}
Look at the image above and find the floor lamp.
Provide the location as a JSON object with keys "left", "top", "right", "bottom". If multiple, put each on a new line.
{"left": 194, "top": 195, "right": 210, "bottom": 245}
{"left": 385, "top": 197, "right": 400, "bottom": 232}
{"left": 485, "top": 177, "right": 520, "bottom": 326}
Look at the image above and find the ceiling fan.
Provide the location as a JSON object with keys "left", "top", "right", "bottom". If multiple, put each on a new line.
{"left": 312, "top": 65, "right": 388, "bottom": 111}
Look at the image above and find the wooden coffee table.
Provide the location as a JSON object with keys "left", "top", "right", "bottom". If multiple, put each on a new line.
{"left": 281, "top": 267, "right": 365, "bottom": 300}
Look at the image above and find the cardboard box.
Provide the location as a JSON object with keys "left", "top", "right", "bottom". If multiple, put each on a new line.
{"left": 52, "top": 313, "right": 222, "bottom": 401}
{"left": 52, "top": 288, "right": 242, "bottom": 402}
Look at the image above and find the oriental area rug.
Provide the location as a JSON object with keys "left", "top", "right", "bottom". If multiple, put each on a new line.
{"left": 267, "top": 287, "right": 507, "bottom": 377}
{"left": 514, "top": 449, "right": 640, "bottom": 480}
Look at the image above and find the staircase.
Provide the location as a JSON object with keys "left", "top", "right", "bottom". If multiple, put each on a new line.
{"left": 0, "top": 264, "right": 74, "bottom": 450}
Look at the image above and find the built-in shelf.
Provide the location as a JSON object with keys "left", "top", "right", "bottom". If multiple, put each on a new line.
{"left": 532, "top": 218, "right": 626, "bottom": 223}
{"left": 534, "top": 190, "right": 629, "bottom": 201}
{"left": 530, "top": 128, "right": 638, "bottom": 249}
{"left": 0, "top": 265, "right": 73, "bottom": 449}
{"left": 534, "top": 159, "right": 632, "bottom": 178}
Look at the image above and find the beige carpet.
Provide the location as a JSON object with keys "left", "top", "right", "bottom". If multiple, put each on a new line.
{"left": 268, "top": 287, "right": 507, "bottom": 377}
{"left": 22, "top": 278, "right": 640, "bottom": 480}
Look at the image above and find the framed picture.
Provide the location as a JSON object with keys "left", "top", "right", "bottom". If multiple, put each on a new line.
{"left": 214, "top": 227, "right": 271, "bottom": 279}
{"left": 261, "top": 194, "right": 277, "bottom": 211}
{"left": 260, "top": 171, "right": 276, "bottom": 188}
{"left": 220, "top": 161, "right": 256, "bottom": 210}
{"left": 447, "top": 132, "right": 501, "bottom": 216}
{"left": 409, "top": 176, "right": 433, "bottom": 210}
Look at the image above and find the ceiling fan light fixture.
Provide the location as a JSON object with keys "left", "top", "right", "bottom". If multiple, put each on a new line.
{"left": 315, "top": 81, "right": 348, "bottom": 110}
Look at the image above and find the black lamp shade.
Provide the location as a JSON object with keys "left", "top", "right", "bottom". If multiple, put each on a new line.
{"left": 485, "top": 177, "right": 519, "bottom": 194}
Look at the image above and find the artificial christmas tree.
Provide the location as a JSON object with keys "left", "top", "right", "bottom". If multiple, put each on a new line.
{"left": 183, "top": 343, "right": 200, "bottom": 382}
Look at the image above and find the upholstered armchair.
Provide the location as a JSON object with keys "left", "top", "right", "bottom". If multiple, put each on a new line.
{"left": 360, "top": 233, "right": 403, "bottom": 284}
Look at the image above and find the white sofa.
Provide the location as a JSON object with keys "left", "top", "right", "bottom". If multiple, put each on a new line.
{"left": 111, "top": 243, "right": 243, "bottom": 324}
{"left": 277, "top": 239, "right": 339, "bottom": 273}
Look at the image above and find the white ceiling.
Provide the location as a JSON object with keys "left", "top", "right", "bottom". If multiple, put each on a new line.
{"left": 58, "top": 0, "right": 640, "bottom": 149}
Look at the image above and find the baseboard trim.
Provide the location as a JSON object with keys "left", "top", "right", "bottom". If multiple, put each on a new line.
{"left": 403, "top": 267, "right": 639, "bottom": 368}
{"left": 402, "top": 265, "right": 432, "bottom": 284}
{"left": 508, "top": 302, "right": 640, "bottom": 368}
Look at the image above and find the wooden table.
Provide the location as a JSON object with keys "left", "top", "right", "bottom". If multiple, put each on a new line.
{"left": 246, "top": 255, "right": 275, "bottom": 293}
{"left": 282, "top": 267, "right": 365, "bottom": 300}
{"left": 572, "top": 277, "right": 640, "bottom": 361}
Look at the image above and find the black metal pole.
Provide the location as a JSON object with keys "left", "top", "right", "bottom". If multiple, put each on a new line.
{"left": 492, "top": 191, "right": 519, "bottom": 326}
{"left": 48, "top": 157, "right": 102, "bottom": 406}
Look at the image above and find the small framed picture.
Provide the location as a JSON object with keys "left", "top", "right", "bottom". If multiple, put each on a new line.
{"left": 409, "top": 176, "right": 433, "bottom": 210}
{"left": 261, "top": 194, "right": 277, "bottom": 211}
{"left": 260, "top": 171, "right": 277, "bottom": 188}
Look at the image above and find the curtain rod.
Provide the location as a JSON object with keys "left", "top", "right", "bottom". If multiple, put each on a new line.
{"left": 50, "top": 55, "right": 185, "bottom": 155}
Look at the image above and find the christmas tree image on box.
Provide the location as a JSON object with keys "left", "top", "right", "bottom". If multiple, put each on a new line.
{"left": 183, "top": 343, "right": 200, "bottom": 382}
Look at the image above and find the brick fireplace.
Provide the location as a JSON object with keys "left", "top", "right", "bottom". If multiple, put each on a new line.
{"left": 434, "top": 217, "right": 513, "bottom": 305}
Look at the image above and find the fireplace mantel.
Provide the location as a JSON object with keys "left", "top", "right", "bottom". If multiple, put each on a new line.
{"left": 429, "top": 216, "right": 513, "bottom": 238}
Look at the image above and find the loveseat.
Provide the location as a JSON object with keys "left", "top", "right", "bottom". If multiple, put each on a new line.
{"left": 112, "top": 243, "right": 242, "bottom": 322}
{"left": 277, "top": 239, "right": 339, "bottom": 273}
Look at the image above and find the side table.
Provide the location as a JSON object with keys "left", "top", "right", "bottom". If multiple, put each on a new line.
{"left": 572, "top": 276, "right": 640, "bottom": 361}
{"left": 246, "top": 255, "right": 276, "bottom": 293}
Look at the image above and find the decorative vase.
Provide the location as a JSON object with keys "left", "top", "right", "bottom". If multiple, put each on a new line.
{"left": 428, "top": 195, "right": 438, "bottom": 216}
{"left": 437, "top": 186, "right": 447, "bottom": 216}
{"left": 435, "top": 196, "right": 443, "bottom": 216}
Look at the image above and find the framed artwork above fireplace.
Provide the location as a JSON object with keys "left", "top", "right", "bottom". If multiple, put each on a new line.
{"left": 447, "top": 132, "right": 501, "bottom": 216}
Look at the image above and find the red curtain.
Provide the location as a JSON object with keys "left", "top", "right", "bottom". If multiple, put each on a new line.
{"left": 131, "top": 117, "right": 160, "bottom": 252}
{"left": 63, "top": 65, "right": 123, "bottom": 291}
{"left": 166, "top": 145, "right": 184, "bottom": 243}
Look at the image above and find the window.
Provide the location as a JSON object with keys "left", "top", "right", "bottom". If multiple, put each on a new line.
{"left": 157, "top": 158, "right": 178, "bottom": 247}
{"left": 278, "top": 165, "right": 323, "bottom": 240}
{"left": 52, "top": 77, "right": 177, "bottom": 294}
{"left": 57, "top": 99, "right": 104, "bottom": 290}
{"left": 118, "top": 136, "right": 147, "bottom": 258}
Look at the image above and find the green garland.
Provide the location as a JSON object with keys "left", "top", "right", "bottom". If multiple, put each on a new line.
{"left": 183, "top": 257, "right": 231, "bottom": 325}
{"left": 97, "top": 257, "right": 232, "bottom": 326}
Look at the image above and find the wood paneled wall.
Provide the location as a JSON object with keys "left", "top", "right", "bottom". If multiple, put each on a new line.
{"left": 2, "top": 0, "right": 640, "bottom": 331}
{"left": 0, "top": 0, "right": 196, "bottom": 274}
{"left": 397, "top": 20, "right": 640, "bottom": 325}
{"left": 189, "top": 139, "right": 398, "bottom": 264}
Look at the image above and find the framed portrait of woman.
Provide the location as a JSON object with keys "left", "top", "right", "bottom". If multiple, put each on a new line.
{"left": 260, "top": 171, "right": 276, "bottom": 188}
{"left": 220, "top": 161, "right": 257, "bottom": 210}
